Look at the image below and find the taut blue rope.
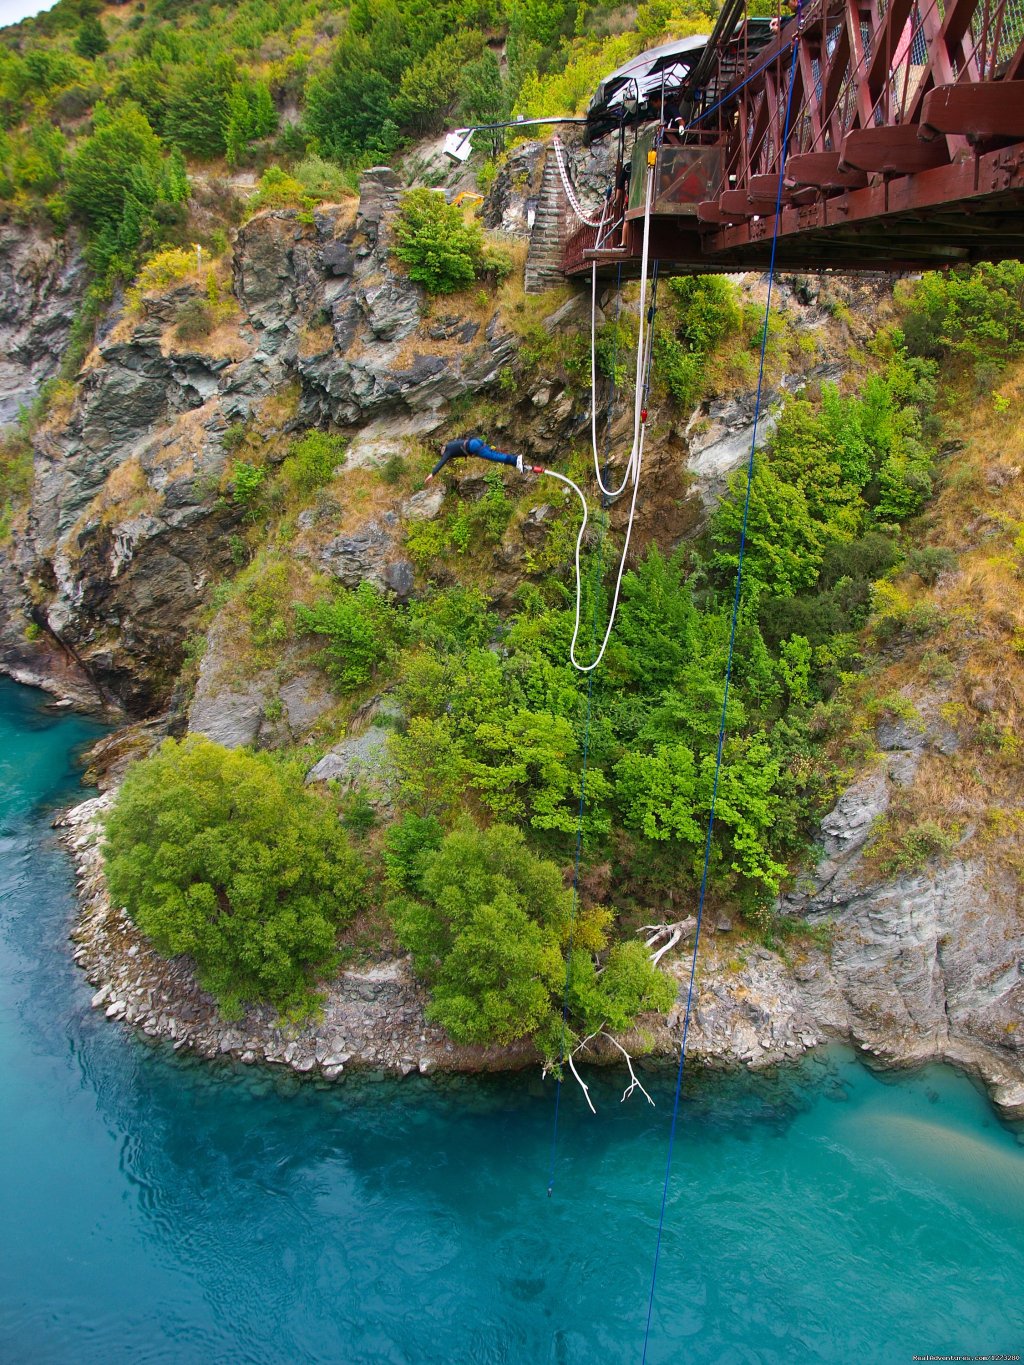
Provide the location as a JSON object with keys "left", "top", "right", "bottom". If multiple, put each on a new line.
{"left": 640, "top": 22, "right": 802, "bottom": 1360}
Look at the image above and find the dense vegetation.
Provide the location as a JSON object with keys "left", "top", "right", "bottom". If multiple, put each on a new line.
{"left": 91, "top": 257, "right": 1024, "bottom": 1035}
{"left": 11, "top": 0, "right": 1024, "bottom": 1050}
{"left": 104, "top": 737, "right": 365, "bottom": 1018}
{"left": 0, "top": 0, "right": 712, "bottom": 282}
{"left": 387, "top": 819, "right": 674, "bottom": 1052}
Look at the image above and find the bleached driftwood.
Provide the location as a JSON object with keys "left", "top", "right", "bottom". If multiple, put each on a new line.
{"left": 638, "top": 916, "right": 697, "bottom": 967}
{"left": 545, "top": 1027, "right": 654, "bottom": 1113}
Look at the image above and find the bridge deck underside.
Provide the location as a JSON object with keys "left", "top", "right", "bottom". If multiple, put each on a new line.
{"left": 565, "top": 142, "right": 1024, "bottom": 277}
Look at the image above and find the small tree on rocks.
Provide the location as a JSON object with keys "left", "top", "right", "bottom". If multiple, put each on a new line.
{"left": 104, "top": 737, "right": 365, "bottom": 1019}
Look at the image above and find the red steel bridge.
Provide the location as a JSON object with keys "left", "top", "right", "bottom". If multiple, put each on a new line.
{"left": 562, "top": 0, "right": 1024, "bottom": 275}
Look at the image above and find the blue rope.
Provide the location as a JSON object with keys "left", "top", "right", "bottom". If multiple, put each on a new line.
{"left": 547, "top": 262, "right": 625, "bottom": 1197}
{"left": 640, "top": 26, "right": 802, "bottom": 1360}
{"left": 678, "top": 17, "right": 800, "bottom": 139}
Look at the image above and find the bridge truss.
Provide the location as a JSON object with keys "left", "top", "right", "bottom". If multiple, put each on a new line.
{"left": 564, "top": 0, "right": 1024, "bottom": 275}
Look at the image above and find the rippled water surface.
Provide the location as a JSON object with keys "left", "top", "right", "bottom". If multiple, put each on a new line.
{"left": 2, "top": 677, "right": 1023, "bottom": 1364}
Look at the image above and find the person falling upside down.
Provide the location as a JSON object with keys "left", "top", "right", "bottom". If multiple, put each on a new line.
{"left": 426, "top": 436, "right": 544, "bottom": 482}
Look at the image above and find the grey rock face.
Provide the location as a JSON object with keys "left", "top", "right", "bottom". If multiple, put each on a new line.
{"left": 320, "top": 520, "right": 397, "bottom": 591}
{"left": 278, "top": 671, "right": 335, "bottom": 733}
{"left": 780, "top": 748, "right": 1024, "bottom": 1114}
{"left": 189, "top": 619, "right": 274, "bottom": 749}
{"left": 360, "top": 278, "right": 422, "bottom": 343}
{"left": 232, "top": 210, "right": 325, "bottom": 350}
{"left": 383, "top": 559, "right": 415, "bottom": 600}
{"left": 482, "top": 140, "right": 547, "bottom": 236}
{"left": 4, "top": 160, "right": 531, "bottom": 713}
{"left": 304, "top": 723, "right": 391, "bottom": 791}
{"left": 321, "top": 240, "right": 354, "bottom": 276}
{"left": 402, "top": 486, "right": 445, "bottom": 521}
{"left": 0, "top": 226, "right": 87, "bottom": 425}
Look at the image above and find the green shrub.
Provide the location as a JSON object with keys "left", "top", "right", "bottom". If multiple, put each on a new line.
{"left": 230, "top": 461, "right": 265, "bottom": 508}
{"left": 248, "top": 166, "right": 307, "bottom": 213}
{"left": 669, "top": 274, "right": 741, "bottom": 353}
{"left": 382, "top": 812, "right": 444, "bottom": 892}
{"left": 655, "top": 333, "right": 702, "bottom": 410}
{"left": 65, "top": 104, "right": 189, "bottom": 279}
{"left": 594, "top": 319, "right": 633, "bottom": 386}
{"left": 340, "top": 788, "right": 377, "bottom": 837}
{"left": 221, "top": 423, "right": 247, "bottom": 454}
{"left": 408, "top": 584, "right": 498, "bottom": 651}
{"left": 478, "top": 471, "right": 514, "bottom": 542}
{"left": 292, "top": 154, "right": 357, "bottom": 202}
{"left": 902, "top": 261, "right": 1024, "bottom": 367}
{"left": 296, "top": 581, "right": 405, "bottom": 691}
{"left": 393, "top": 187, "right": 484, "bottom": 295}
{"left": 280, "top": 430, "right": 346, "bottom": 495}
{"left": 243, "top": 558, "right": 292, "bottom": 650}
{"left": 104, "top": 737, "right": 365, "bottom": 1018}
{"left": 875, "top": 818, "right": 959, "bottom": 877}
{"left": 74, "top": 16, "right": 108, "bottom": 59}
{"left": 381, "top": 453, "right": 407, "bottom": 485}
{"left": 905, "top": 546, "right": 956, "bottom": 585}
{"left": 0, "top": 432, "right": 32, "bottom": 525}
{"left": 391, "top": 821, "right": 675, "bottom": 1052}
{"left": 404, "top": 516, "right": 450, "bottom": 569}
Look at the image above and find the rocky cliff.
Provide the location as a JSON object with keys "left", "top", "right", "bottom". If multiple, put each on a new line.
{"left": 3, "top": 157, "right": 1021, "bottom": 1117}
{"left": 0, "top": 225, "right": 87, "bottom": 426}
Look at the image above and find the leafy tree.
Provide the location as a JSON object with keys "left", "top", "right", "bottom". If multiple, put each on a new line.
{"left": 74, "top": 16, "right": 108, "bottom": 58}
{"left": 669, "top": 274, "right": 741, "bottom": 353}
{"left": 392, "top": 821, "right": 673, "bottom": 1050}
{"left": 65, "top": 103, "right": 188, "bottom": 276}
{"left": 279, "top": 430, "right": 346, "bottom": 495}
{"left": 469, "top": 708, "right": 610, "bottom": 835}
{"left": 388, "top": 715, "right": 470, "bottom": 820}
{"left": 902, "top": 260, "right": 1024, "bottom": 366}
{"left": 225, "top": 77, "right": 277, "bottom": 166}
{"left": 507, "top": 0, "right": 577, "bottom": 47}
{"left": 295, "top": 582, "right": 405, "bottom": 691}
{"left": 164, "top": 58, "right": 235, "bottom": 159}
{"left": 391, "top": 822, "right": 568, "bottom": 1044}
{"left": 712, "top": 461, "right": 827, "bottom": 598}
{"left": 382, "top": 812, "right": 445, "bottom": 892}
{"left": 615, "top": 741, "right": 703, "bottom": 847}
{"left": 459, "top": 49, "right": 511, "bottom": 157}
{"left": 104, "top": 737, "right": 365, "bottom": 1018}
{"left": 393, "top": 187, "right": 484, "bottom": 294}
{"left": 305, "top": 45, "right": 400, "bottom": 161}
{"left": 394, "top": 33, "right": 484, "bottom": 137}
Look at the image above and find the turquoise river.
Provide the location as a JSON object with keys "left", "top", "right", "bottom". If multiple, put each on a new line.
{"left": 1, "top": 676, "right": 1022, "bottom": 1363}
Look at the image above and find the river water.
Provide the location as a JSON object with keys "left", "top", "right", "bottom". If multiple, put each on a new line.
{"left": 1, "top": 676, "right": 1022, "bottom": 1364}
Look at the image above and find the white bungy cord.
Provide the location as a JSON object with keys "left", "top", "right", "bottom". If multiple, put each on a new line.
{"left": 551, "top": 157, "right": 658, "bottom": 673}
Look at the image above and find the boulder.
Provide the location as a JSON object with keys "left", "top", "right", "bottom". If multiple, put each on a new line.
{"left": 304, "top": 723, "right": 392, "bottom": 791}
{"left": 320, "top": 520, "right": 396, "bottom": 590}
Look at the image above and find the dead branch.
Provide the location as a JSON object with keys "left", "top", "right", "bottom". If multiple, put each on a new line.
{"left": 603, "top": 1033, "right": 655, "bottom": 1106}
{"left": 567, "top": 1048, "right": 596, "bottom": 1114}
{"left": 638, "top": 917, "right": 697, "bottom": 967}
{"left": 545, "top": 1028, "right": 654, "bottom": 1114}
